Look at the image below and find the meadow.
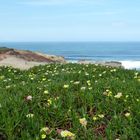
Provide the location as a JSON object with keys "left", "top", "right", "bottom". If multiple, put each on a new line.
{"left": 0, "top": 64, "right": 140, "bottom": 140}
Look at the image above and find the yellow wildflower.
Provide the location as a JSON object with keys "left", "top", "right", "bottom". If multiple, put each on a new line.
{"left": 98, "top": 114, "right": 104, "bottom": 118}
{"left": 40, "top": 127, "right": 51, "bottom": 135}
{"left": 47, "top": 99, "right": 52, "bottom": 106}
{"left": 114, "top": 92, "right": 122, "bottom": 99}
{"left": 41, "top": 134, "right": 46, "bottom": 139}
{"left": 61, "top": 130, "right": 75, "bottom": 139}
{"left": 125, "top": 112, "right": 130, "bottom": 117}
{"left": 26, "top": 113, "right": 34, "bottom": 118}
{"left": 87, "top": 80, "right": 91, "bottom": 86}
{"left": 81, "top": 87, "right": 86, "bottom": 91}
{"left": 93, "top": 116, "right": 98, "bottom": 121}
{"left": 44, "top": 90, "right": 49, "bottom": 94}
{"left": 79, "top": 118, "right": 87, "bottom": 128}
{"left": 26, "top": 95, "right": 32, "bottom": 101}
{"left": 40, "top": 127, "right": 49, "bottom": 133}
{"left": 103, "top": 90, "right": 112, "bottom": 97}
{"left": 74, "top": 81, "right": 80, "bottom": 85}
{"left": 42, "top": 78, "right": 46, "bottom": 81}
{"left": 63, "top": 85, "right": 69, "bottom": 88}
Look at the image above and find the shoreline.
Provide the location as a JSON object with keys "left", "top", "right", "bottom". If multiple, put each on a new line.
{"left": 67, "top": 60, "right": 140, "bottom": 70}
{"left": 0, "top": 47, "right": 140, "bottom": 70}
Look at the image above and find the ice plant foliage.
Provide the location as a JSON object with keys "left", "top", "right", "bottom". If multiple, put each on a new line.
{"left": 0, "top": 64, "right": 139, "bottom": 139}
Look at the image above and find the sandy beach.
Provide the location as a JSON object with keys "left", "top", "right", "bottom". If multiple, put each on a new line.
{"left": 0, "top": 56, "right": 49, "bottom": 70}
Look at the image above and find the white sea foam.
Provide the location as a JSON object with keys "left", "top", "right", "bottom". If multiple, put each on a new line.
{"left": 120, "top": 61, "right": 140, "bottom": 69}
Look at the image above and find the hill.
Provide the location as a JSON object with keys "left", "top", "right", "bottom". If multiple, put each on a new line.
{"left": 0, "top": 47, "right": 66, "bottom": 69}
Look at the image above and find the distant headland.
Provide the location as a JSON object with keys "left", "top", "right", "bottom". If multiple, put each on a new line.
{"left": 0, "top": 47, "right": 66, "bottom": 69}
{"left": 0, "top": 47, "right": 124, "bottom": 70}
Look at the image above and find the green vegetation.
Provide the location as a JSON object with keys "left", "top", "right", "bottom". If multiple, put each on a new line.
{"left": 0, "top": 47, "right": 13, "bottom": 53}
{"left": 0, "top": 64, "right": 140, "bottom": 140}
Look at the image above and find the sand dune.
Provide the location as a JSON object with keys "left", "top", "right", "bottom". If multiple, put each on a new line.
{"left": 0, "top": 47, "right": 66, "bottom": 70}
{"left": 0, "top": 56, "right": 49, "bottom": 70}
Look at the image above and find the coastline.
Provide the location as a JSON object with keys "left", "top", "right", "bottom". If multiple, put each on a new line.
{"left": 68, "top": 60, "right": 140, "bottom": 70}
{"left": 0, "top": 47, "right": 140, "bottom": 70}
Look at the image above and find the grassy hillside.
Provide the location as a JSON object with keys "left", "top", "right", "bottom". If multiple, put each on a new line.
{"left": 0, "top": 64, "right": 140, "bottom": 140}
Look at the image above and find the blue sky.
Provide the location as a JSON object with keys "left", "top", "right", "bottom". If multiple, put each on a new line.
{"left": 0, "top": 0, "right": 140, "bottom": 42}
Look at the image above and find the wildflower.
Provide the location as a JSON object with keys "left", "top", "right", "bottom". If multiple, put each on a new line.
{"left": 86, "top": 80, "right": 91, "bottom": 86}
{"left": 61, "top": 130, "right": 75, "bottom": 139}
{"left": 81, "top": 87, "right": 86, "bottom": 91}
{"left": 125, "top": 112, "right": 130, "bottom": 117}
{"left": 124, "top": 99, "right": 127, "bottom": 102}
{"left": 93, "top": 116, "right": 98, "bottom": 121}
{"left": 135, "top": 72, "right": 138, "bottom": 76}
{"left": 78, "top": 71, "right": 81, "bottom": 74}
{"left": 114, "top": 92, "right": 122, "bottom": 99}
{"left": 63, "top": 85, "right": 69, "bottom": 88}
{"left": 54, "top": 97, "right": 59, "bottom": 100}
{"left": 42, "top": 78, "right": 46, "bottom": 81}
{"left": 110, "top": 69, "right": 117, "bottom": 72}
{"left": 41, "top": 134, "right": 46, "bottom": 139}
{"left": 87, "top": 80, "right": 90, "bottom": 83}
{"left": 44, "top": 90, "right": 49, "bottom": 94}
{"left": 40, "top": 127, "right": 51, "bottom": 135}
{"left": 48, "top": 79, "right": 51, "bottom": 82}
{"left": 26, "top": 113, "right": 34, "bottom": 118}
{"left": 103, "top": 90, "right": 112, "bottom": 97}
{"left": 88, "top": 87, "right": 92, "bottom": 90}
{"left": 125, "top": 95, "right": 129, "bottom": 98}
{"left": 79, "top": 118, "right": 87, "bottom": 128}
{"left": 98, "top": 114, "right": 104, "bottom": 118}
{"left": 26, "top": 95, "right": 32, "bottom": 101}
{"left": 103, "top": 71, "right": 106, "bottom": 74}
{"left": 74, "top": 81, "right": 80, "bottom": 85}
{"left": 6, "top": 85, "right": 11, "bottom": 89}
{"left": 40, "top": 127, "right": 50, "bottom": 133}
{"left": 47, "top": 99, "right": 52, "bottom": 106}
{"left": 85, "top": 72, "right": 89, "bottom": 76}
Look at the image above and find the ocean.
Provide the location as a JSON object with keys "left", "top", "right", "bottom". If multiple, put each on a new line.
{"left": 0, "top": 42, "right": 140, "bottom": 69}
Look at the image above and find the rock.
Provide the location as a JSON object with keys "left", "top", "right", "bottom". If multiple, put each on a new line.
{"left": 104, "top": 61, "right": 123, "bottom": 68}
{"left": 78, "top": 60, "right": 123, "bottom": 68}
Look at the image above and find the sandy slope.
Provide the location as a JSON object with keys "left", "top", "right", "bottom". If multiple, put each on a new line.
{"left": 0, "top": 56, "right": 48, "bottom": 70}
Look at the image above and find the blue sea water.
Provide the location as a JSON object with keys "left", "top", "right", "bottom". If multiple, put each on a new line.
{"left": 0, "top": 42, "right": 140, "bottom": 69}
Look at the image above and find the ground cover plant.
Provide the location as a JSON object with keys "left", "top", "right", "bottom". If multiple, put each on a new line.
{"left": 0, "top": 64, "right": 140, "bottom": 140}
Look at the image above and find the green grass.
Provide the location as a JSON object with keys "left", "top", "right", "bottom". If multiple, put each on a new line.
{"left": 0, "top": 64, "right": 140, "bottom": 140}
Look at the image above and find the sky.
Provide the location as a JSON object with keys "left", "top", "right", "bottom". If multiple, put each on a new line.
{"left": 0, "top": 0, "right": 140, "bottom": 42}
